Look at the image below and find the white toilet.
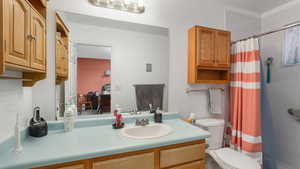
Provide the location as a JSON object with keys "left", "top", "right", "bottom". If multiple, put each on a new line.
{"left": 196, "top": 118, "right": 261, "bottom": 169}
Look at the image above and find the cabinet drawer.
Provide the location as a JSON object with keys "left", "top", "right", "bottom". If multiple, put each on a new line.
{"left": 92, "top": 152, "right": 155, "bottom": 169}
{"left": 160, "top": 144, "right": 205, "bottom": 168}
{"left": 169, "top": 161, "right": 205, "bottom": 169}
{"left": 33, "top": 160, "right": 89, "bottom": 169}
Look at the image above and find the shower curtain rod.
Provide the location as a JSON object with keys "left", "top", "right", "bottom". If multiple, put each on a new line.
{"left": 232, "top": 20, "right": 300, "bottom": 44}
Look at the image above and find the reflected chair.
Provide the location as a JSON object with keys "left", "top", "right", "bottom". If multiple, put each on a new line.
{"left": 77, "top": 94, "right": 93, "bottom": 113}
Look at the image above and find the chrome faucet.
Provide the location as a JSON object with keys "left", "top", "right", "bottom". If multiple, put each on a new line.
{"left": 135, "top": 119, "right": 149, "bottom": 126}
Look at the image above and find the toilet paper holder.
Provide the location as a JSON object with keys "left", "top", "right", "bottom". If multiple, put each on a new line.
{"left": 288, "top": 108, "right": 300, "bottom": 120}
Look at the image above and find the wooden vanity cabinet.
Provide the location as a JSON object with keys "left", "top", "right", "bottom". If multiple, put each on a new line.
{"left": 33, "top": 140, "right": 205, "bottom": 169}
{"left": 188, "top": 26, "right": 231, "bottom": 84}
{"left": 33, "top": 160, "right": 89, "bottom": 169}
{"left": 0, "top": 0, "right": 47, "bottom": 86}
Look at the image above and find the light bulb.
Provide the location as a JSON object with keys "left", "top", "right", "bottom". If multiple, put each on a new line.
{"left": 138, "top": 0, "right": 144, "bottom": 7}
{"left": 124, "top": 0, "right": 130, "bottom": 5}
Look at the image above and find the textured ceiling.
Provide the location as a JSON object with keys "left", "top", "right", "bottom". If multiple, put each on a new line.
{"left": 77, "top": 44, "right": 112, "bottom": 60}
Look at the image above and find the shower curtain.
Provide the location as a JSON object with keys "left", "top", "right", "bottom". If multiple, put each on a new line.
{"left": 229, "top": 38, "right": 262, "bottom": 158}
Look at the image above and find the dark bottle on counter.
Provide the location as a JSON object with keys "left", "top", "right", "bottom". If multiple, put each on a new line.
{"left": 29, "top": 107, "right": 48, "bottom": 137}
{"left": 154, "top": 108, "right": 162, "bottom": 123}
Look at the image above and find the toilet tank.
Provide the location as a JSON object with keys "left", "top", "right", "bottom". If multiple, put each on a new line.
{"left": 196, "top": 118, "right": 225, "bottom": 150}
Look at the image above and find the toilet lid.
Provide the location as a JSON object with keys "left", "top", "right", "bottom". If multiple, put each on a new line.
{"left": 210, "top": 148, "right": 261, "bottom": 169}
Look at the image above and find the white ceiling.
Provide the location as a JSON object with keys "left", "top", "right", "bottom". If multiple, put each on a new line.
{"left": 77, "top": 44, "right": 112, "bottom": 60}
{"left": 221, "top": 0, "right": 294, "bottom": 14}
{"left": 60, "top": 11, "right": 169, "bottom": 36}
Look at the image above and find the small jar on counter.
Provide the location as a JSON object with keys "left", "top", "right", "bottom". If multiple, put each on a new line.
{"left": 64, "top": 106, "right": 75, "bottom": 132}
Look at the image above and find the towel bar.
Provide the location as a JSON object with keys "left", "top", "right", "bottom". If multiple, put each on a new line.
{"left": 186, "top": 88, "right": 225, "bottom": 94}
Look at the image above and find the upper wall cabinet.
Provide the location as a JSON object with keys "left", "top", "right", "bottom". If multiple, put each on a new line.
{"left": 55, "top": 13, "right": 70, "bottom": 84}
{"left": 0, "top": 0, "right": 47, "bottom": 86}
{"left": 188, "top": 26, "right": 231, "bottom": 84}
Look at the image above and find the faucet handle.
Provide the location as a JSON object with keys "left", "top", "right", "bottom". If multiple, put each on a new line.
{"left": 135, "top": 119, "right": 141, "bottom": 126}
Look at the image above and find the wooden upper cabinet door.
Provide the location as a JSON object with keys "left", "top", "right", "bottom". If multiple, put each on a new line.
{"left": 63, "top": 46, "right": 68, "bottom": 77}
{"left": 55, "top": 40, "right": 61, "bottom": 74}
{"left": 6, "top": 0, "right": 31, "bottom": 67}
{"left": 196, "top": 27, "right": 215, "bottom": 67}
{"left": 30, "top": 9, "right": 46, "bottom": 71}
{"left": 215, "top": 30, "right": 230, "bottom": 68}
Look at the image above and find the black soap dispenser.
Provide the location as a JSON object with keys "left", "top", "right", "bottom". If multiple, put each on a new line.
{"left": 29, "top": 107, "right": 48, "bottom": 137}
{"left": 154, "top": 107, "right": 162, "bottom": 123}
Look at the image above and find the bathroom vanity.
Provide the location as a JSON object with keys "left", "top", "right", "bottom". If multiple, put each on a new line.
{"left": 34, "top": 140, "right": 205, "bottom": 169}
{"left": 0, "top": 113, "right": 210, "bottom": 169}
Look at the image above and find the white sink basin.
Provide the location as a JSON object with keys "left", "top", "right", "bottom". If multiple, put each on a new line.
{"left": 121, "top": 123, "right": 173, "bottom": 139}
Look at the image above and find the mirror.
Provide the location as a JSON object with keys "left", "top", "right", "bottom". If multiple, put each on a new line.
{"left": 55, "top": 11, "right": 169, "bottom": 119}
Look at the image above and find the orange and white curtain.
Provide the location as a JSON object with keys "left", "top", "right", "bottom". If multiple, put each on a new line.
{"left": 228, "top": 38, "right": 262, "bottom": 159}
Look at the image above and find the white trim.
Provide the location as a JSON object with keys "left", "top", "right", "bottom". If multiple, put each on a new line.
{"left": 262, "top": 0, "right": 300, "bottom": 18}
{"left": 231, "top": 61, "right": 261, "bottom": 74}
{"left": 225, "top": 6, "right": 261, "bottom": 18}
{"left": 232, "top": 129, "right": 262, "bottom": 144}
{"left": 230, "top": 81, "right": 260, "bottom": 89}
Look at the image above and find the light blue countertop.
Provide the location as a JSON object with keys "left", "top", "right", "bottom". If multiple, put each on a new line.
{"left": 0, "top": 113, "right": 210, "bottom": 169}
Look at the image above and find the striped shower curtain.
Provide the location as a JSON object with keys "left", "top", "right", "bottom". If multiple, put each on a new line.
{"left": 228, "top": 38, "right": 262, "bottom": 159}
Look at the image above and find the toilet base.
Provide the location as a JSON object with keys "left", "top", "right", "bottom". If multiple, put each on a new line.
{"left": 206, "top": 153, "right": 222, "bottom": 169}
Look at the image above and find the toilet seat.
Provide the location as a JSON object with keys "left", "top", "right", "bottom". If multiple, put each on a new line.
{"left": 208, "top": 148, "right": 261, "bottom": 169}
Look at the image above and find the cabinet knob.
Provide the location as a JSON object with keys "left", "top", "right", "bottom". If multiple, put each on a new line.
{"left": 27, "top": 35, "right": 37, "bottom": 40}
{"left": 27, "top": 35, "right": 32, "bottom": 40}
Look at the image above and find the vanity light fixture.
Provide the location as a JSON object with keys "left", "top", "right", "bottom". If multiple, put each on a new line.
{"left": 89, "top": 0, "right": 145, "bottom": 14}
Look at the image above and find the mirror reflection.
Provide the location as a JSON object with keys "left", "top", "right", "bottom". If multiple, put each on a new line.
{"left": 76, "top": 45, "right": 111, "bottom": 116}
{"left": 55, "top": 11, "right": 169, "bottom": 119}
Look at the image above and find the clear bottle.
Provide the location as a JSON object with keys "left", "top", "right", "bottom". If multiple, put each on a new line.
{"left": 64, "top": 106, "right": 74, "bottom": 132}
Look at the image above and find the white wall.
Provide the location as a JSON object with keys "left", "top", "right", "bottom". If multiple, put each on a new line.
{"left": 0, "top": 0, "right": 266, "bottom": 142}
{"left": 225, "top": 9, "right": 261, "bottom": 41}
{"left": 42, "top": 0, "right": 233, "bottom": 120}
{"left": 261, "top": 1, "right": 300, "bottom": 168}
{"left": 31, "top": 5, "right": 57, "bottom": 121}
{"left": 68, "top": 21, "right": 169, "bottom": 111}
{"left": 0, "top": 71, "right": 32, "bottom": 142}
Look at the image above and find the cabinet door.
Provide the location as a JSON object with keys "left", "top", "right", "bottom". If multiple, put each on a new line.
{"left": 55, "top": 40, "right": 61, "bottom": 75}
{"left": 0, "top": 0, "right": 9, "bottom": 74}
{"left": 62, "top": 46, "right": 68, "bottom": 77}
{"left": 169, "top": 161, "right": 205, "bottom": 169}
{"left": 196, "top": 27, "right": 215, "bottom": 67}
{"left": 160, "top": 144, "right": 205, "bottom": 168}
{"left": 215, "top": 30, "right": 230, "bottom": 67}
{"left": 6, "top": 0, "right": 31, "bottom": 67}
{"left": 92, "top": 152, "right": 155, "bottom": 169}
{"left": 30, "top": 9, "right": 46, "bottom": 71}
{"left": 56, "top": 40, "right": 64, "bottom": 76}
